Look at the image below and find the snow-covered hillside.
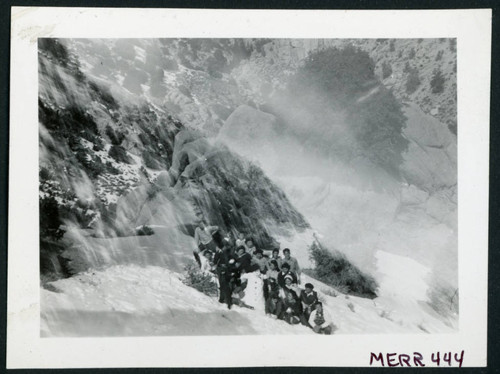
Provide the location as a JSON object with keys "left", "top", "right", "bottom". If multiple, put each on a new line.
{"left": 42, "top": 256, "right": 455, "bottom": 337}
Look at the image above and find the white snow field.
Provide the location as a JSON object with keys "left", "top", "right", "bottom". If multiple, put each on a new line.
{"left": 41, "top": 227, "right": 456, "bottom": 337}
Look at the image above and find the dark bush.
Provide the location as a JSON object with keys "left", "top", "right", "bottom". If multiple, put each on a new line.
{"left": 105, "top": 125, "right": 125, "bottom": 145}
{"left": 435, "top": 50, "right": 444, "bottom": 61}
{"left": 308, "top": 240, "right": 378, "bottom": 299}
{"left": 136, "top": 225, "right": 155, "bottom": 236}
{"left": 347, "top": 86, "right": 408, "bottom": 176}
{"left": 92, "top": 138, "right": 105, "bottom": 152}
{"left": 182, "top": 261, "right": 218, "bottom": 297}
{"left": 381, "top": 61, "right": 392, "bottom": 79}
{"left": 164, "top": 58, "right": 178, "bottom": 71}
{"left": 38, "top": 38, "right": 69, "bottom": 67}
{"left": 108, "top": 145, "right": 131, "bottom": 164}
{"left": 39, "top": 99, "right": 100, "bottom": 143}
{"left": 292, "top": 44, "right": 376, "bottom": 104}
{"left": 389, "top": 40, "right": 395, "bottom": 52}
{"left": 430, "top": 68, "right": 445, "bottom": 94}
{"left": 408, "top": 47, "right": 416, "bottom": 59}
{"left": 405, "top": 67, "right": 421, "bottom": 94}
{"left": 142, "top": 150, "right": 161, "bottom": 170}
{"left": 88, "top": 80, "right": 119, "bottom": 110}
{"left": 40, "top": 197, "right": 66, "bottom": 241}
{"left": 449, "top": 39, "right": 456, "bottom": 52}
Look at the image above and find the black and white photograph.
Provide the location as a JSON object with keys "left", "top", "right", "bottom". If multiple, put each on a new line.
{"left": 7, "top": 7, "right": 490, "bottom": 368}
{"left": 38, "top": 37, "right": 458, "bottom": 337}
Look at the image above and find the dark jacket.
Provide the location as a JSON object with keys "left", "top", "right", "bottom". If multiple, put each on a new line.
{"left": 282, "top": 286, "right": 303, "bottom": 315}
{"left": 300, "top": 290, "right": 319, "bottom": 309}
{"left": 236, "top": 252, "right": 256, "bottom": 273}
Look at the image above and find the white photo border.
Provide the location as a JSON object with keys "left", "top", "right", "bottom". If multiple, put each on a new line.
{"left": 8, "top": 7, "right": 491, "bottom": 368}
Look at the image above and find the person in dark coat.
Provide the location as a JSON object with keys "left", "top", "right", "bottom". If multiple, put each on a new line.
{"left": 213, "top": 246, "right": 233, "bottom": 309}
{"left": 280, "top": 276, "right": 303, "bottom": 325}
{"left": 277, "top": 262, "right": 298, "bottom": 288}
{"left": 300, "top": 283, "right": 319, "bottom": 320}
{"left": 280, "top": 276, "right": 311, "bottom": 327}
{"left": 235, "top": 246, "right": 258, "bottom": 273}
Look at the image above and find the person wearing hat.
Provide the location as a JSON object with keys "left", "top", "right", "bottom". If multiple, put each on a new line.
{"left": 308, "top": 302, "right": 333, "bottom": 335}
{"left": 300, "top": 283, "right": 319, "bottom": 320}
{"left": 277, "top": 262, "right": 298, "bottom": 288}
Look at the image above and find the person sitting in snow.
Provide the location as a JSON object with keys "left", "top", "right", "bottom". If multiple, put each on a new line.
{"left": 300, "top": 283, "right": 319, "bottom": 320}
{"left": 282, "top": 248, "right": 301, "bottom": 283}
{"left": 193, "top": 220, "right": 219, "bottom": 267}
{"left": 267, "top": 248, "right": 282, "bottom": 270}
{"left": 265, "top": 291, "right": 284, "bottom": 319}
{"left": 277, "top": 262, "right": 298, "bottom": 288}
{"left": 280, "top": 275, "right": 304, "bottom": 325}
{"left": 308, "top": 302, "right": 333, "bottom": 335}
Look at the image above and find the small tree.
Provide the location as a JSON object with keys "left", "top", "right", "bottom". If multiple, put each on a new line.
{"left": 405, "top": 67, "right": 421, "bottom": 94}
{"left": 108, "top": 145, "right": 131, "bottom": 164}
{"left": 381, "top": 61, "right": 392, "bottom": 79}
{"left": 430, "top": 68, "right": 445, "bottom": 94}
{"left": 408, "top": 47, "right": 416, "bottom": 59}
{"left": 182, "top": 261, "right": 218, "bottom": 297}
{"left": 308, "top": 240, "right": 378, "bottom": 299}
{"left": 389, "top": 40, "right": 395, "bottom": 52}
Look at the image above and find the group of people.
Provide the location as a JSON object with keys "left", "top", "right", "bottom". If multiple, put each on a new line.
{"left": 192, "top": 221, "right": 334, "bottom": 335}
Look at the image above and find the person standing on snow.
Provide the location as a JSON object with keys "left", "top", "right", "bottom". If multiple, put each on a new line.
{"left": 213, "top": 245, "right": 233, "bottom": 309}
{"left": 193, "top": 220, "right": 219, "bottom": 267}
{"left": 265, "top": 291, "right": 284, "bottom": 319}
{"left": 309, "top": 302, "right": 334, "bottom": 335}
{"left": 283, "top": 248, "right": 301, "bottom": 283}
{"left": 267, "top": 248, "right": 283, "bottom": 270}
{"left": 251, "top": 249, "right": 268, "bottom": 273}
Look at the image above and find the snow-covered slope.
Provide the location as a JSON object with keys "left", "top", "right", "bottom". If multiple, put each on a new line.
{"left": 42, "top": 253, "right": 456, "bottom": 337}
